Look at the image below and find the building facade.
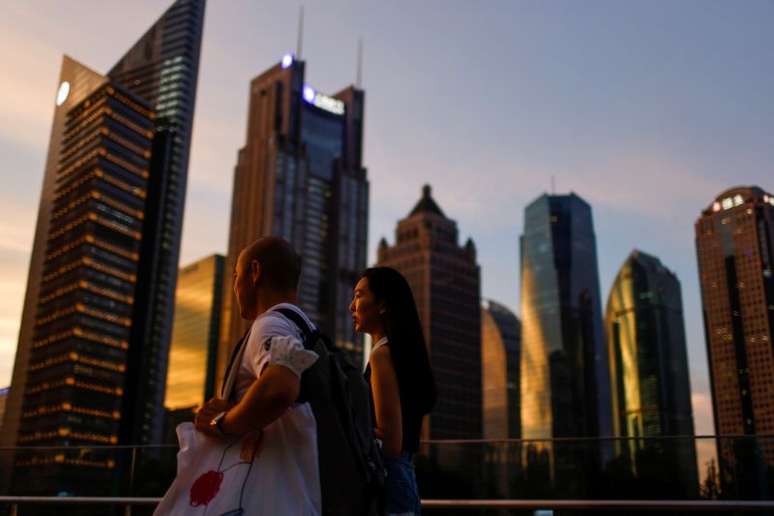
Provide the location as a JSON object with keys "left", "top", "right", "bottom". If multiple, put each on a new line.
{"left": 606, "top": 250, "right": 697, "bottom": 493}
{"left": 218, "top": 55, "right": 368, "bottom": 384}
{"left": 165, "top": 254, "right": 224, "bottom": 410}
{"left": 695, "top": 186, "right": 774, "bottom": 494}
{"left": 163, "top": 254, "right": 224, "bottom": 443}
{"left": 481, "top": 300, "right": 521, "bottom": 440}
{"left": 377, "top": 185, "right": 482, "bottom": 439}
{"left": 519, "top": 193, "right": 612, "bottom": 483}
{"left": 1, "top": 0, "right": 205, "bottom": 494}
{"left": 12, "top": 82, "right": 155, "bottom": 494}
{"left": 108, "top": 0, "right": 206, "bottom": 446}
{"left": 1, "top": 59, "right": 108, "bottom": 487}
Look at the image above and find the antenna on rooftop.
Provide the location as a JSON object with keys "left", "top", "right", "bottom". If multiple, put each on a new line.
{"left": 296, "top": 6, "right": 304, "bottom": 59}
{"left": 356, "top": 37, "right": 363, "bottom": 88}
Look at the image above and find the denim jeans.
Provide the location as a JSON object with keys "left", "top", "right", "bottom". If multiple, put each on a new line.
{"left": 383, "top": 451, "right": 421, "bottom": 516}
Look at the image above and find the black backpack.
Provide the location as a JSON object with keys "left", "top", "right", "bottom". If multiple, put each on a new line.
{"left": 277, "top": 308, "right": 385, "bottom": 516}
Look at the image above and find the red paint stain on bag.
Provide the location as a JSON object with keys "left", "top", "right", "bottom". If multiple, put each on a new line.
{"left": 189, "top": 470, "right": 224, "bottom": 507}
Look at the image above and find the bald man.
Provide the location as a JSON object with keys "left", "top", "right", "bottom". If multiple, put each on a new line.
{"left": 194, "top": 236, "right": 322, "bottom": 514}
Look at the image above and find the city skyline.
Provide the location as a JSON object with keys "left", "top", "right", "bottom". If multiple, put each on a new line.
{"left": 3, "top": 1, "right": 774, "bottom": 442}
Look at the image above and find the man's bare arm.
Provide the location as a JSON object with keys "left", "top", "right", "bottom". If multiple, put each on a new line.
{"left": 195, "top": 364, "right": 299, "bottom": 437}
{"left": 221, "top": 364, "right": 300, "bottom": 435}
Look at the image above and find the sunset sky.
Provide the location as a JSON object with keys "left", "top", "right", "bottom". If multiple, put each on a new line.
{"left": 2, "top": 0, "right": 774, "bottom": 443}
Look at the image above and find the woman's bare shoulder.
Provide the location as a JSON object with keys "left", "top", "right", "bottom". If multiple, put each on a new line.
{"left": 370, "top": 343, "right": 395, "bottom": 368}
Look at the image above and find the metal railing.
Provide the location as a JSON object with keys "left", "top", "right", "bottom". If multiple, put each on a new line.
{"left": 2, "top": 496, "right": 774, "bottom": 514}
{"left": 2, "top": 435, "right": 774, "bottom": 513}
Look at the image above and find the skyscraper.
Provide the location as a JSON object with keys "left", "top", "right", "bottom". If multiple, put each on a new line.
{"left": 217, "top": 54, "right": 368, "bottom": 383}
{"left": 165, "top": 254, "right": 224, "bottom": 411}
{"left": 108, "top": 0, "right": 206, "bottom": 446}
{"left": 481, "top": 300, "right": 521, "bottom": 439}
{"left": 163, "top": 254, "right": 223, "bottom": 443}
{"left": 377, "top": 185, "right": 482, "bottom": 439}
{"left": 519, "top": 193, "right": 612, "bottom": 477}
{"left": 1, "top": 0, "right": 205, "bottom": 493}
{"left": 1, "top": 59, "right": 107, "bottom": 483}
{"left": 695, "top": 186, "right": 774, "bottom": 493}
{"left": 11, "top": 81, "right": 155, "bottom": 495}
{"left": 606, "top": 250, "right": 697, "bottom": 492}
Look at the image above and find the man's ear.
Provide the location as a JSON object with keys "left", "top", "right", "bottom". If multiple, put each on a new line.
{"left": 250, "top": 260, "right": 262, "bottom": 286}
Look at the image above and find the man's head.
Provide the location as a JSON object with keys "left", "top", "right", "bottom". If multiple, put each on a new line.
{"left": 233, "top": 236, "right": 301, "bottom": 320}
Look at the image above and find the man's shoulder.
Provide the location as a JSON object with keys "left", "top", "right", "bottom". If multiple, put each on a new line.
{"left": 251, "top": 310, "right": 297, "bottom": 340}
{"left": 252, "top": 304, "right": 314, "bottom": 339}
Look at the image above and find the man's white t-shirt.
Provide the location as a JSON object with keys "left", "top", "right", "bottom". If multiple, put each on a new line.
{"left": 232, "top": 303, "right": 322, "bottom": 515}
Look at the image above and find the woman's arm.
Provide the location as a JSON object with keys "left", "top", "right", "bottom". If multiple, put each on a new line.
{"left": 370, "top": 345, "right": 403, "bottom": 458}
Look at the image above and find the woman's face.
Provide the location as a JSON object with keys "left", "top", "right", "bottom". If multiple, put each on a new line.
{"left": 350, "top": 277, "right": 384, "bottom": 335}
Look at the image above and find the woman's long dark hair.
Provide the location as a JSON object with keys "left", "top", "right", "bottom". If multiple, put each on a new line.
{"left": 360, "top": 267, "right": 436, "bottom": 416}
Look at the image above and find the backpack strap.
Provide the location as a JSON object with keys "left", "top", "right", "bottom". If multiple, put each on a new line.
{"left": 275, "top": 307, "right": 317, "bottom": 404}
{"left": 220, "top": 328, "right": 250, "bottom": 399}
{"left": 275, "top": 307, "right": 315, "bottom": 347}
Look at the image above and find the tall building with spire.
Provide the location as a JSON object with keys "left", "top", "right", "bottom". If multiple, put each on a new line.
{"left": 696, "top": 186, "right": 774, "bottom": 495}
{"left": 606, "top": 250, "right": 697, "bottom": 493}
{"left": 1, "top": 0, "right": 205, "bottom": 494}
{"left": 377, "top": 185, "right": 482, "bottom": 439}
{"left": 519, "top": 193, "right": 612, "bottom": 481}
{"left": 217, "top": 54, "right": 368, "bottom": 382}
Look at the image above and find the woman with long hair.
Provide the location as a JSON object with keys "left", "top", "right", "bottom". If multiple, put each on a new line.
{"left": 350, "top": 267, "right": 436, "bottom": 516}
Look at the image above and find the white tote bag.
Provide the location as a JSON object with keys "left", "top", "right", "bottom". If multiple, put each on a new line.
{"left": 154, "top": 331, "right": 260, "bottom": 515}
{"left": 154, "top": 325, "right": 322, "bottom": 515}
{"left": 153, "top": 422, "right": 263, "bottom": 516}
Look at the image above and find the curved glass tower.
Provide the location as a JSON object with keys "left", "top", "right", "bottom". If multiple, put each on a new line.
{"left": 606, "top": 250, "right": 697, "bottom": 494}
{"left": 481, "top": 300, "right": 521, "bottom": 440}
{"left": 519, "top": 193, "right": 612, "bottom": 483}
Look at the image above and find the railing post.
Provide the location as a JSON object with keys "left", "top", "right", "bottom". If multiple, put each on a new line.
{"left": 9, "top": 503, "right": 18, "bottom": 516}
{"left": 125, "top": 447, "right": 138, "bottom": 516}
{"left": 128, "top": 447, "right": 138, "bottom": 495}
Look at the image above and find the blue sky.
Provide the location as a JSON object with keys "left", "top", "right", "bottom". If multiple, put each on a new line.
{"left": 1, "top": 1, "right": 773, "bottom": 441}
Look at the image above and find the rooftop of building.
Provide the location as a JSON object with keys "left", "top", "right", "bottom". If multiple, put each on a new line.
{"left": 410, "top": 184, "right": 446, "bottom": 218}
{"left": 702, "top": 185, "right": 774, "bottom": 216}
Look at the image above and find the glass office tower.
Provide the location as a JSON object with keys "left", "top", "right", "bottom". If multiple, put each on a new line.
{"left": 481, "top": 300, "right": 521, "bottom": 440}
{"left": 606, "top": 250, "right": 698, "bottom": 495}
{"left": 520, "top": 193, "right": 612, "bottom": 485}
{"left": 218, "top": 55, "right": 368, "bottom": 383}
